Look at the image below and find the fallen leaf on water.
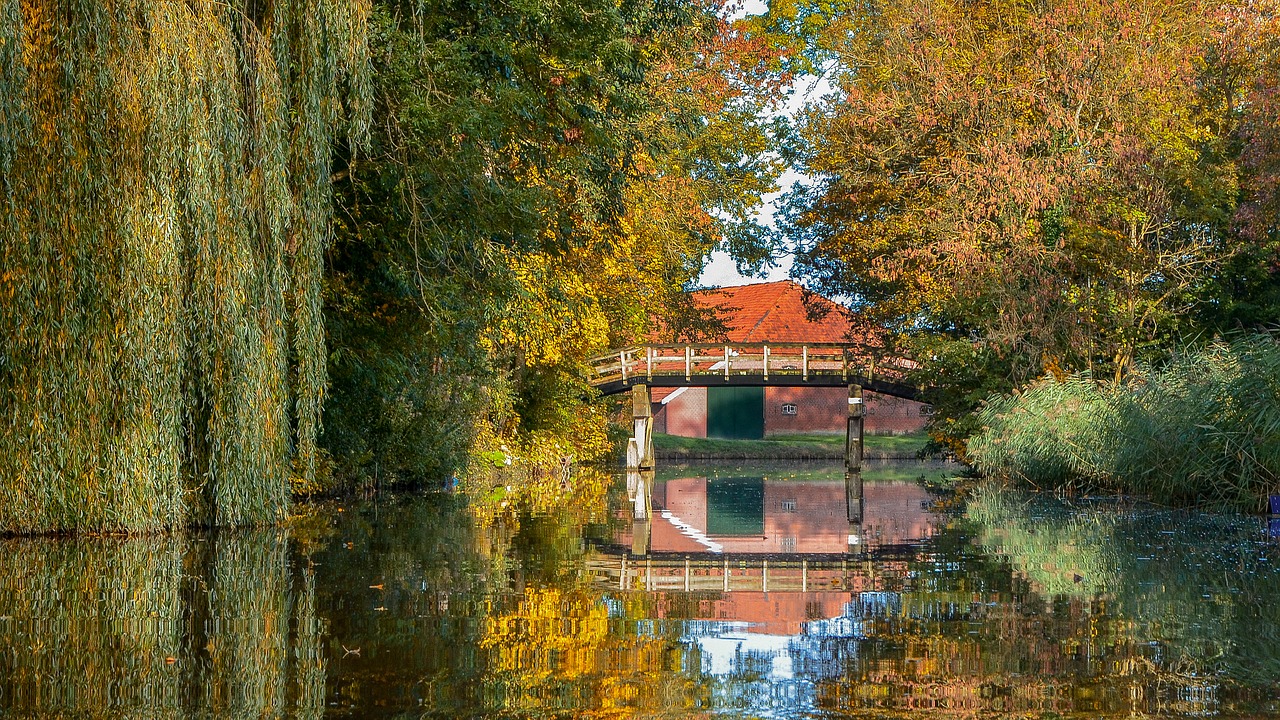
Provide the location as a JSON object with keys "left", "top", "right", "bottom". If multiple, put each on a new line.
{"left": 369, "top": 583, "right": 384, "bottom": 590}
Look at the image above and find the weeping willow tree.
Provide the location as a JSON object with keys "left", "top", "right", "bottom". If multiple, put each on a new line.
{"left": 0, "top": 0, "right": 370, "bottom": 533}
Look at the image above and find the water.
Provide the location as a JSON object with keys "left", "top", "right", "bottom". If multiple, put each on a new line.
{"left": 1, "top": 463, "right": 1278, "bottom": 718}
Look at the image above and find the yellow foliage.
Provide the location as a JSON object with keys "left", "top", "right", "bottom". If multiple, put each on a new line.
{"left": 480, "top": 586, "right": 612, "bottom": 680}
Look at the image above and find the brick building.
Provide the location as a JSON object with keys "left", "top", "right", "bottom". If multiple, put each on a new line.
{"left": 652, "top": 281, "right": 930, "bottom": 438}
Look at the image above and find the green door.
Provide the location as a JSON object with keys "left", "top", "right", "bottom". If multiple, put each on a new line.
{"left": 706, "top": 386, "right": 764, "bottom": 439}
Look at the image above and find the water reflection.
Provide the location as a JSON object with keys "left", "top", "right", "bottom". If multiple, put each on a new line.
{"left": 0, "top": 531, "right": 323, "bottom": 718}
{"left": 617, "top": 467, "right": 941, "bottom": 555}
{"left": 0, "top": 469, "right": 1278, "bottom": 718}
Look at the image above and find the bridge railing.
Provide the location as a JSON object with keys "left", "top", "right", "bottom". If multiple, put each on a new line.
{"left": 587, "top": 343, "right": 915, "bottom": 388}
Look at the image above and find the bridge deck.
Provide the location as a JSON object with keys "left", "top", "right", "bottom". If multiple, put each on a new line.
{"left": 588, "top": 343, "right": 920, "bottom": 400}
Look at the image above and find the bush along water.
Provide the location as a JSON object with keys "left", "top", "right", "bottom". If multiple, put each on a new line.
{"left": 967, "top": 334, "right": 1280, "bottom": 510}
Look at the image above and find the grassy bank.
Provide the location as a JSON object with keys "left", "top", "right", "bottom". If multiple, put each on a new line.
{"left": 967, "top": 335, "right": 1280, "bottom": 510}
{"left": 652, "top": 431, "right": 934, "bottom": 461}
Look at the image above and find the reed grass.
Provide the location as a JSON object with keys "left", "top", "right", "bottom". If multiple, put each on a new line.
{"left": 968, "top": 335, "right": 1280, "bottom": 509}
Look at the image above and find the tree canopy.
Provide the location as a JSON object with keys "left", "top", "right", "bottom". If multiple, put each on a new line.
{"left": 775, "top": 0, "right": 1280, "bottom": 440}
{"left": 320, "top": 0, "right": 789, "bottom": 489}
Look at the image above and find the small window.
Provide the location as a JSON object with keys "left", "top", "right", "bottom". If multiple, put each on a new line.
{"left": 780, "top": 537, "right": 796, "bottom": 553}
{"left": 781, "top": 499, "right": 797, "bottom": 512}
{"left": 780, "top": 403, "right": 797, "bottom": 415}
{"left": 919, "top": 404, "right": 935, "bottom": 416}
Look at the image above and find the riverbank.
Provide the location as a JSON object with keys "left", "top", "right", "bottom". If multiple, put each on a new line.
{"left": 652, "top": 431, "right": 934, "bottom": 461}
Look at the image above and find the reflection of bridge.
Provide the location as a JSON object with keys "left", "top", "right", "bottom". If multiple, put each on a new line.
{"left": 587, "top": 343, "right": 920, "bottom": 400}
{"left": 585, "top": 553, "right": 918, "bottom": 594}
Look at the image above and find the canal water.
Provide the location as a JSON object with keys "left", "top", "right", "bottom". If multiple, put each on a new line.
{"left": 1, "top": 463, "right": 1278, "bottom": 718}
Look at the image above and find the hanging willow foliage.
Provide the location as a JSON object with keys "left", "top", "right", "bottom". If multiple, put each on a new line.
{"left": 0, "top": 0, "right": 370, "bottom": 533}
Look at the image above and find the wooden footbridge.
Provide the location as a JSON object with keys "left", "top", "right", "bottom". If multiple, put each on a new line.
{"left": 590, "top": 343, "right": 924, "bottom": 526}
{"left": 587, "top": 343, "right": 919, "bottom": 400}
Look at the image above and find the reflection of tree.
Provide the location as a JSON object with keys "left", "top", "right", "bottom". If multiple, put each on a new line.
{"left": 964, "top": 485, "right": 1280, "bottom": 710}
{"left": 308, "top": 491, "right": 713, "bottom": 717}
{"left": 478, "top": 583, "right": 715, "bottom": 717}
{"left": 0, "top": 532, "right": 324, "bottom": 717}
{"left": 19, "top": 481, "right": 1269, "bottom": 717}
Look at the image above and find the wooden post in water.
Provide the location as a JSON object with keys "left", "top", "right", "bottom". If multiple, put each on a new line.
{"left": 626, "top": 466, "right": 641, "bottom": 502}
{"left": 631, "top": 468, "right": 652, "bottom": 555}
{"left": 631, "top": 384, "right": 654, "bottom": 471}
{"left": 846, "top": 384, "right": 864, "bottom": 525}
{"left": 631, "top": 517, "right": 651, "bottom": 556}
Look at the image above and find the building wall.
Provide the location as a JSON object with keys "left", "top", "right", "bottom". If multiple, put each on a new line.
{"left": 654, "top": 385, "right": 928, "bottom": 438}
{"left": 653, "top": 387, "right": 707, "bottom": 438}
{"left": 864, "top": 393, "right": 931, "bottom": 435}
{"left": 762, "top": 387, "right": 929, "bottom": 436}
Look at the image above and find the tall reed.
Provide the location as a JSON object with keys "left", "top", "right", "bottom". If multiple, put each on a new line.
{"left": 968, "top": 335, "right": 1280, "bottom": 509}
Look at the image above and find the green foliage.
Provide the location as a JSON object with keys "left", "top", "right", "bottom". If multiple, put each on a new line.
{"left": 968, "top": 334, "right": 1280, "bottom": 508}
{"left": 321, "top": 0, "right": 787, "bottom": 491}
{"left": 0, "top": 0, "right": 369, "bottom": 532}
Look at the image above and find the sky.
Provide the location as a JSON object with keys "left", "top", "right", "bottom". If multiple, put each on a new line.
{"left": 697, "top": 168, "right": 805, "bottom": 287}
{"left": 696, "top": 12, "right": 836, "bottom": 289}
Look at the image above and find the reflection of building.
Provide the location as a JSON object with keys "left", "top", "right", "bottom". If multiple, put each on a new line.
{"left": 593, "top": 472, "right": 944, "bottom": 677}
{"left": 620, "top": 477, "right": 938, "bottom": 555}
{"left": 652, "top": 281, "right": 930, "bottom": 439}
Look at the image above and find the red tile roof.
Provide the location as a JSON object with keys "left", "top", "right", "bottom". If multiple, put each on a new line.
{"left": 694, "top": 281, "right": 859, "bottom": 343}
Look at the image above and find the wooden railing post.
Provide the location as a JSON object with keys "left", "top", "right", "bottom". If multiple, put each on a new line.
{"left": 802, "top": 345, "right": 809, "bottom": 381}
{"left": 763, "top": 345, "right": 770, "bottom": 381}
{"left": 620, "top": 350, "right": 628, "bottom": 383}
{"left": 723, "top": 345, "right": 730, "bottom": 380}
{"left": 646, "top": 346, "right": 653, "bottom": 381}
{"left": 685, "top": 345, "right": 692, "bottom": 381}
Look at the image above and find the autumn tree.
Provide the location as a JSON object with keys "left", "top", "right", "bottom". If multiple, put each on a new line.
{"left": 0, "top": 0, "right": 369, "bottom": 532}
{"left": 322, "top": 0, "right": 787, "bottom": 488}
{"left": 1200, "top": 0, "right": 1280, "bottom": 329}
{"left": 780, "top": 0, "right": 1266, "bottom": 391}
